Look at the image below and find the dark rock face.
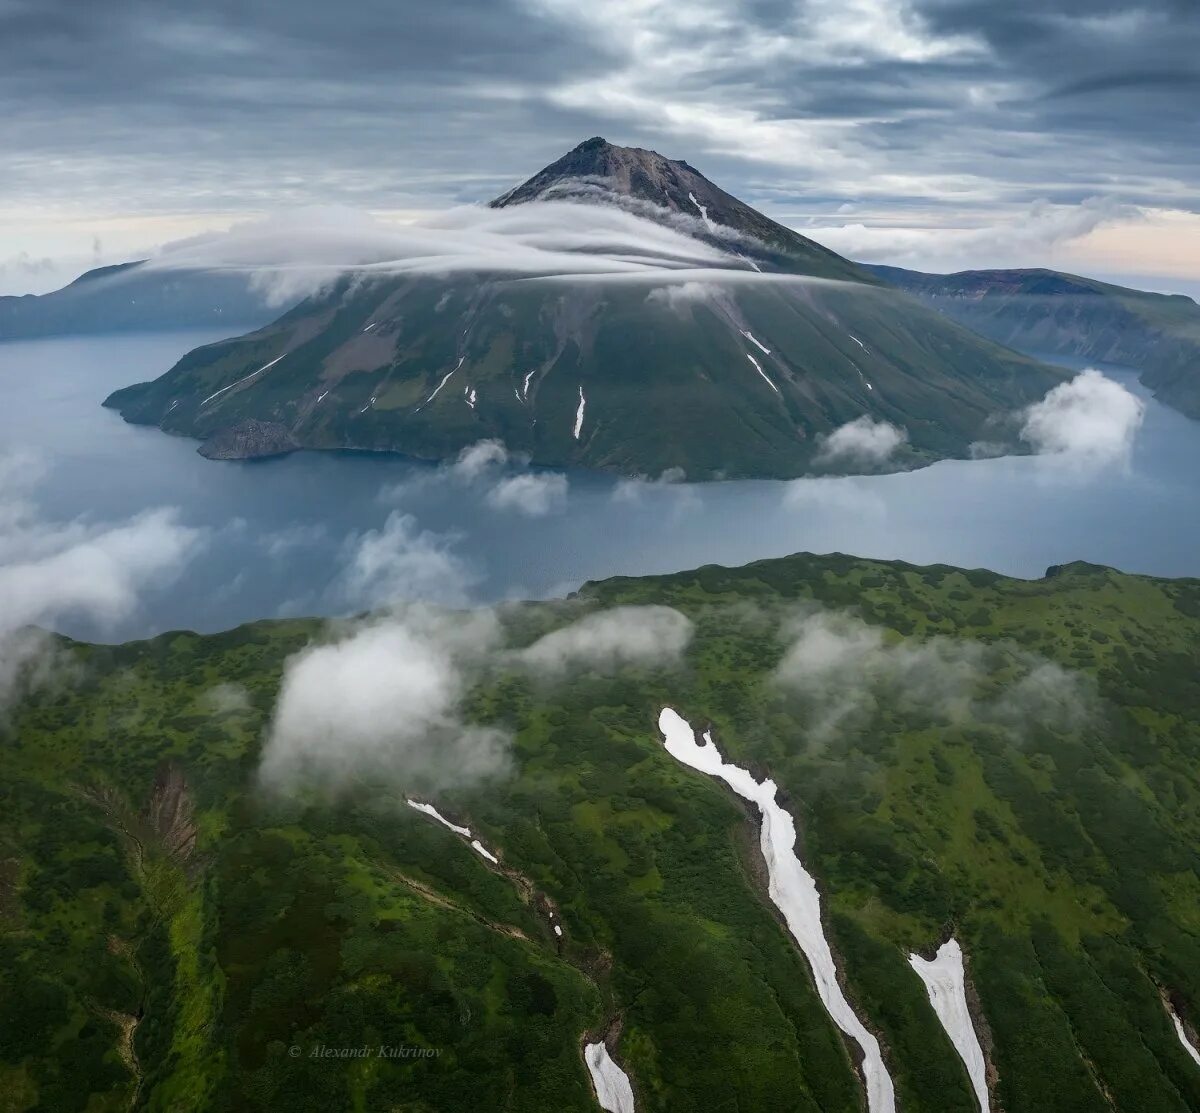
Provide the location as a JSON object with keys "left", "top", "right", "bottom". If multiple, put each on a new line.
{"left": 198, "top": 418, "right": 299, "bottom": 460}
{"left": 490, "top": 137, "right": 869, "bottom": 282}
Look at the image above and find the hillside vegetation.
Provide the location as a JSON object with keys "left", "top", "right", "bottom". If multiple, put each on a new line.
{"left": 3, "top": 552, "right": 1200, "bottom": 1111}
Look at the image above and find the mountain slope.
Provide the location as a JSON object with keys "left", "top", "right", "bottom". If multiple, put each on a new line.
{"left": 3, "top": 551, "right": 1200, "bottom": 1111}
{"left": 103, "top": 140, "right": 1065, "bottom": 478}
{"left": 491, "top": 136, "right": 873, "bottom": 282}
{"left": 0, "top": 261, "right": 276, "bottom": 341}
{"left": 868, "top": 264, "right": 1200, "bottom": 419}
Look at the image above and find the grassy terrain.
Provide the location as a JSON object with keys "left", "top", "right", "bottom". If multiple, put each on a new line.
{"left": 3, "top": 553, "right": 1200, "bottom": 1111}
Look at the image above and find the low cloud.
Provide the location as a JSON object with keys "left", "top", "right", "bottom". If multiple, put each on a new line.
{"left": 486, "top": 472, "right": 569, "bottom": 517}
{"left": 816, "top": 416, "right": 908, "bottom": 466}
{"left": 773, "top": 608, "right": 1093, "bottom": 746}
{"left": 259, "top": 606, "right": 510, "bottom": 796}
{"left": 336, "top": 512, "right": 476, "bottom": 610}
{"left": 1020, "top": 369, "right": 1145, "bottom": 469}
{"left": 646, "top": 281, "right": 717, "bottom": 311}
{"left": 0, "top": 450, "right": 204, "bottom": 711}
{"left": 515, "top": 605, "right": 693, "bottom": 675}
{"left": 202, "top": 681, "right": 253, "bottom": 715}
{"left": 450, "top": 438, "right": 511, "bottom": 481}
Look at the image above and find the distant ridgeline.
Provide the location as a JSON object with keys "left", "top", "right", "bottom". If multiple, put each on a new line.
{"left": 101, "top": 139, "right": 1065, "bottom": 478}
{"left": 3, "top": 550, "right": 1200, "bottom": 1111}
{"left": 869, "top": 265, "right": 1200, "bottom": 421}
{"left": 0, "top": 261, "right": 276, "bottom": 340}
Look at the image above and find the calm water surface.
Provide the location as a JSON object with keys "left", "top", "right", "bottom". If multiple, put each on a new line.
{"left": 2, "top": 329, "right": 1197, "bottom": 641}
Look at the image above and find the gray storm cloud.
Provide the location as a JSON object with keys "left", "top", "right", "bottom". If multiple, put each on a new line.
{"left": 258, "top": 606, "right": 511, "bottom": 796}
{"left": 773, "top": 608, "right": 1093, "bottom": 745}
{"left": 0, "top": 450, "right": 205, "bottom": 711}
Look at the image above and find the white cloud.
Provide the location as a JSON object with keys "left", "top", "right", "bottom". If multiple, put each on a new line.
{"left": 515, "top": 604, "right": 693, "bottom": 674}
{"left": 646, "top": 281, "right": 716, "bottom": 311}
{"left": 485, "top": 472, "right": 569, "bottom": 517}
{"left": 451, "top": 438, "right": 511, "bottom": 480}
{"left": 811, "top": 197, "right": 1137, "bottom": 273}
{"left": 1020, "top": 369, "right": 1145, "bottom": 469}
{"left": 259, "top": 607, "right": 510, "bottom": 795}
{"left": 336, "top": 511, "right": 476, "bottom": 609}
{"left": 0, "top": 449, "right": 205, "bottom": 711}
{"left": 816, "top": 415, "right": 907, "bottom": 466}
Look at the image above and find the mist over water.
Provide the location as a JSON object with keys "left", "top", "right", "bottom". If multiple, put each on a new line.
{"left": 2, "top": 329, "right": 1198, "bottom": 643}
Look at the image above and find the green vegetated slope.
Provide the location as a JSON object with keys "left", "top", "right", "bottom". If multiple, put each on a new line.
{"left": 4, "top": 554, "right": 1200, "bottom": 1111}
{"left": 868, "top": 264, "right": 1200, "bottom": 420}
{"left": 103, "top": 270, "right": 1060, "bottom": 478}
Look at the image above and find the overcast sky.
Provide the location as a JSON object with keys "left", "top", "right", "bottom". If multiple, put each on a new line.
{"left": 2, "top": 0, "right": 1198, "bottom": 295}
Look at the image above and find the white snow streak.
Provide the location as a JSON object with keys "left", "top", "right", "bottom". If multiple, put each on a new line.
{"left": 522, "top": 369, "right": 536, "bottom": 400}
{"left": 470, "top": 838, "right": 497, "bottom": 863}
{"left": 741, "top": 330, "right": 771, "bottom": 355}
{"left": 745, "top": 352, "right": 779, "bottom": 394}
{"left": 407, "top": 798, "right": 502, "bottom": 865}
{"left": 908, "top": 940, "right": 990, "bottom": 1111}
{"left": 687, "top": 191, "right": 715, "bottom": 233}
{"left": 315, "top": 389, "right": 330, "bottom": 404}
{"left": 416, "top": 356, "right": 465, "bottom": 411}
{"left": 406, "top": 799, "right": 471, "bottom": 837}
{"left": 658, "top": 708, "right": 895, "bottom": 1113}
{"left": 465, "top": 386, "right": 477, "bottom": 409}
{"left": 363, "top": 322, "right": 377, "bottom": 332}
{"left": 573, "top": 386, "right": 587, "bottom": 440}
{"left": 850, "top": 335, "right": 869, "bottom": 353}
{"left": 359, "top": 394, "right": 378, "bottom": 414}
{"left": 199, "top": 354, "right": 285, "bottom": 408}
{"left": 584, "top": 1043, "right": 636, "bottom": 1113}
{"left": 1169, "top": 1003, "right": 1200, "bottom": 1069}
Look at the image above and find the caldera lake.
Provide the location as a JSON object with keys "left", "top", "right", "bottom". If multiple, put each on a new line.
{"left": 3, "top": 328, "right": 1198, "bottom": 643}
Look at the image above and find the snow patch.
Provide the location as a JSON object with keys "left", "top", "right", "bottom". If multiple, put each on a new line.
{"left": 574, "top": 386, "right": 587, "bottom": 440}
{"left": 416, "top": 356, "right": 465, "bottom": 411}
{"left": 908, "top": 940, "right": 990, "bottom": 1111}
{"left": 658, "top": 708, "right": 895, "bottom": 1113}
{"left": 745, "top": 352, "right": 779, "bottom": 394}
{"left": 741, "top": 330, "right": 771, "bottom": 355}
{"left": 1168, "top": 1002, "right": 1200, "bottom": 1069}
{"left": 554, "top": 924, "right": 563, "bottom": 938}
{"left": 470, "top": 838, "right": 497, "bottom": 864}
{"left": 522, "top": 369, "right": 536, "bottom": 400}
{"left": 407, "top": 798, "right": 502, "bottom": 864}
{"left": 687, "top": 191, "right": 715, "bottom": 233}
{"left": 200, "top": 354, "right": 285, "bottom": 408}
{"left": 584, "top": 1042, "right": 636, "bottom": 1113}
{"left": 465, "top": 386, "right": 477, "bottom": 410}
{"left": 406, "top": 798, "right": 471, "bottom": 837}
{"left": 315, "top": 389, "right": 330, "bottom": 404}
